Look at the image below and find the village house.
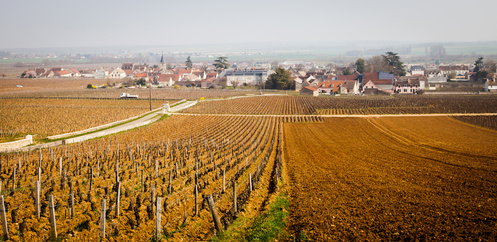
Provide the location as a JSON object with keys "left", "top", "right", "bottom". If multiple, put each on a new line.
{"left": 79, "top": 69, "right": 95, "bottom": 78}
{"left": 294, "top": 77, "right": 304, "bottom": 91}
{"left": 42, "top": 70, "right": 55, "bottom": 78}
{"left": 22, "top": 70, "right": 37, "bottom": 78}
{"left": 124, "top": 70, "right": 135, "bottom": 78}
{"left": 122, "top": 63, "right": 134, "bottom": 70}
{"left": 410, "top": 65, "right": 425, "bottom": 76}
{"left": 93, "top": 68, "right": 108, "bottom": 79}
{"left": 133, "top": 64, "right": 148, "bottom": 72}
{"left": 312, "top": 81, "right": 345, "bottom": 94}
{"left": 34, "top": 69, "right": 46, "bottom": 78}
{"left": 223, "top": 69, "right": 275, "bottom": 87}
{"left": 206, "top": 71, "right": 218, "bottom": 79}
{"left": 357, "top": 72, "right": 395, "bottom": 94}
{"left": 485, "top": 78, "right": 497, "bottom": 92}
{"left": 438, "top": 65, "right": 469, "bottom": 78}
{"left": 300, "top": 86, "right": 318, "bottom": 96}
{"left": 158, "top": 73, "right": 182, "bottom": 86}
{"left": 54, "top": 70, "right": 73, "bottom": 78}
{"left": 395, "top": 76, "right": 426, "bottom": 94}
{"left": 201, "top": 78, "right": 216, "bottom": 88}
{"left": 363, "top": 79, "right": 395, "bottom": 94}
{"left": 134, "top": 72, "right": 149, "bottom": 81}
{"left": 21, "top": 68, "right": 46, "bottom": 78}
{"left": 70, "top": 69, "right": 81, "bottom": 77}
{"left": 340, "top": 80, "right": 360, "bottom": 94}
{"left": 109, "top": 67, "right": 126, "bottom": 79}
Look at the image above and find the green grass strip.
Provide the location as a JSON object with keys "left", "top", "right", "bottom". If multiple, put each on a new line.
{"left": 211, "top": 192, "right": 290, "bottom": 242}
{"left": 245, "top": 192, "right": 290, "bottom": 241}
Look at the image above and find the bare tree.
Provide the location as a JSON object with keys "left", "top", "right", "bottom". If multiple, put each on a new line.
{"left": 485, "top": 59, "right": 497, "bottom": 74}
{"left": 447, "top": 71, "right": 456, "bottom": 80}
{"left": 365, "top": 56, "right": 388, "bottom": 73}
{"left": 200, "top": 63, "right": 209, "bottom": 72}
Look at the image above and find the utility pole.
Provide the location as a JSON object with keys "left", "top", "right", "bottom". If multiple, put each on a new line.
{"left": 149, "top": 82, "right": 152, "bottom": 111}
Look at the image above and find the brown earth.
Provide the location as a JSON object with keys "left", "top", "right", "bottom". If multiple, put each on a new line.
{"left": 284, "top": 117, "right": 497, "bottom": 240}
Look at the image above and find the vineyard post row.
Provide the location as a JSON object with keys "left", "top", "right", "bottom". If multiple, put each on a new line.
{"left": 0, "top": 115, "right": 286, "bottom": 240}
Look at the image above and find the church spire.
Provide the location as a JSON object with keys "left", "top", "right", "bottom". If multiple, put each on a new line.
{"left": 160, "top": 53, "right": 167, "bottom": 73}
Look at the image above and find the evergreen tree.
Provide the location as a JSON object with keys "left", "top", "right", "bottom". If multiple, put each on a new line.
{"left": 473, "top": 57, "right": 488, "bottom": 82}
{"left": 185, "top": 56, "right": 193, "bottom": 69}
{"left": 382, "top": 52, "right": 406, "bottom": 76}
{"left": 266, "top": 68, "right": 294, "bottom": 90}
{"left": 213, "top": 57, "right": 229, "bottom": 73}
{"left": 355, "top": 58, "right": 365, "bottom": 73}
{"left": 473, "top": 57, "right": 484, "bottom": 73}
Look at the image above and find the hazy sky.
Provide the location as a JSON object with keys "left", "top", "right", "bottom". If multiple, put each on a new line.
{"left": 1, "top": 0, "right": 496, "bottom": 49}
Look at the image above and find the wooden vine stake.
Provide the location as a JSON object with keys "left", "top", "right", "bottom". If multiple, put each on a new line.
{"left": 151, "top": 185, "right": 155, "bottom": 212}
{"left": 249, "top": 173, "right": 253, "bottom": 192}
{"left": 206, "top": 195, "right": 223, "bottom": 233}
{"left": 90, "top": 168, "right": 94, "bottom": 190}
{"left": 156, "top": 197, "right": 162, "bottom": 240}
{"left": 233, "top": 181, "right": 237, "bottom": 213}
{"left": 155, "top": 159, "right": 158, "bottom": 178}
{"left": 70, "top": 194, "right": 75, "bottom": 219}
{"left": 59, "top": 157, "right": 62, "bottom": 176}
{"left": 168, "top": 170, "right": 172, "bottom": 193}
{"left": 100, "top": 198, "right": 106, "bottom": 238}
{"left": 0, "top": 196, "right": 9, "bottom": 240}
{"left": 194, "top": 185, "right": 199, "bottom": 216}
{"left": 116, "top": 182, "right": 121, "bottom": 217}
{"left": 141, "top": 170, "right": 144, "bottom": 192}
{"left": 35, "top": 181, "right": 40, "bottom": 218}
{"left": 222, "top": 169, "right": 226, "bottom": 193}
{"left": 49, "top": 195, "right": 57, "bottom": 239}
{"left": 12, "top": 168, "right": 16, "bottom": 190}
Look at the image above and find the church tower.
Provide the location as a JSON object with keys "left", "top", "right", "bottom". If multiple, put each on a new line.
{"left": 160, "top": 54, "right": 167, "bottom": 73}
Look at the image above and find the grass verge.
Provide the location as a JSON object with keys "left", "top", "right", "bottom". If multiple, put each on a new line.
{"left": 211, "top": 191, "right": 290, "bottom": 241}
{"left": 245, "top": 192, "right": 290, "bottom": 241}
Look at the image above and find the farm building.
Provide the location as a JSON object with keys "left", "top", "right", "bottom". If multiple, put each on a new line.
{"left": 223, "top": 69, "right": 275, "bottom": 87}
{"left": 300, "top": 86, "right": 318, "bottom": 96}
{"left": 109, "top": 68, "right": 126, "bottom": 79}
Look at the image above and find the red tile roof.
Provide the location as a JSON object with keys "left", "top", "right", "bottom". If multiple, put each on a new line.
{"left": 159, "top": 74, "right": 182, "bottom": 82}
{"left": 317, "top": 81, "right": 345, "bottom": 92}
{"left": 304, "top": 86, "right": 318, "bottom": 91}
{"left": 369, "top": 79, "right": 393, "bottom": 85}
{"left": 439, "top": 65, "right": 469, "bottom": 71}
{"left": 56, "top": 70, "right": 72, "bottom": 75}
{"left": 336, "top": 74, "right": 359, "bottom": 81}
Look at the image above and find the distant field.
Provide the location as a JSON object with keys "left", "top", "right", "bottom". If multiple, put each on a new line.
{"left": 0, "top": 58, "right": 79, "bottom": 64}
{"left": 0, "top": 78, "right": 110, "bottom": 93}
{"left": 181, "top": 95, "right": 497, "bottom": 115}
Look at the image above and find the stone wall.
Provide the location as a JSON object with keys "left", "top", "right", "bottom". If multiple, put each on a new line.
{"left": 0, "top": 135, "right": 32, "bottom": 153}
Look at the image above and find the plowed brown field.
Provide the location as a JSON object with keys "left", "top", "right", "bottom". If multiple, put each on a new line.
{"left": 284, "top": 117, "right": 497, "bottom": 241}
